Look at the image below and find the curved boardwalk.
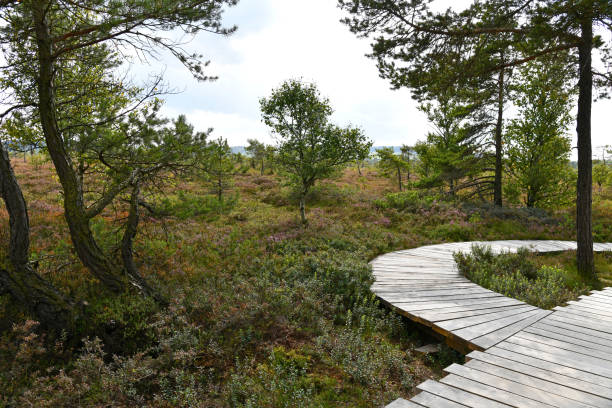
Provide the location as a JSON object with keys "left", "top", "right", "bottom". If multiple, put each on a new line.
{"left": 372, "top": 240, "right": 612, "bottom": 408}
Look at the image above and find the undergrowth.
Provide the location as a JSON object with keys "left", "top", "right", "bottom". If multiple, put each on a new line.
{"left": 455, "top": 246, "right": 594, "bottom": 309}
{"left": 1, "top": 161, "right": 610, "bottom": 406}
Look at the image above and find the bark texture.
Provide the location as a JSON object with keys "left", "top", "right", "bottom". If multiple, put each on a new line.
{"left": 32, "top": 2, "right": 163, "bottom": 298}
{"left": 493, "top": 68, "right": 505, "bottom": 207}
{"left": 576, "top": 19, "right": 594, "bottom": 276}
{"left": 0, "top": 141, "right": 76, "bottom": 332}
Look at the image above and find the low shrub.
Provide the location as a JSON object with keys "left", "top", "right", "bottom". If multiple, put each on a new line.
{"left": 85, "top": 293, "right": 159, "bottom": 355}
{"left": 228, "top": 347, "right": 315, "bottom": 408}
{"left": 373, "top": 190, "right": 432, "bottom": 212}
{"left": 455, "top": 246, "right": 588, "bottom": 309}
{"left": 160, "top": 191, "right": 237, "bottom": 219}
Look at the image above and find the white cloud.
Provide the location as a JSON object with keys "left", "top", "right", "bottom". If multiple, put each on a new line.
{"left": 161, "top": 106, "right": 269, "bottom": 145}
{"left": 144, "top": 0, "right": 610, "bottom": 159}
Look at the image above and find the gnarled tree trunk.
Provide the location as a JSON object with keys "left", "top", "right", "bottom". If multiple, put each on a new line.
{"left": 32, "top": 2, "right": 162, "bottom": 299}
{"left": 122, "top": 183, "right": 167, "bottom": 305}
{"left": 33, "top": 3, "right": 128, "bottom": 293}
{"left": 0, "top": 141, "right": 76, "bottom": 332}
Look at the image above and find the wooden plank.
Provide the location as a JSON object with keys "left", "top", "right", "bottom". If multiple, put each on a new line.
{"left": 372, "top": 280, "right": 471, "bottom": 287}
{"left": 579, "top": 293, "right": 612, "bottom": 305}
{"left": 544, "top": 313, "right": 612, "bottom": 336}
{"left": 437, "top": 305, "right": 536, "bottom": 331}
{"left": 444, "top": 363, "right": 590, "bottom": 408}
{"left": 513, "top": 330, "right": 612, "bottom": 361}
{"left": 467, "top": 350, "right": 612, "bottom": 401}
{"left": 417, "top": 379, "right": 512, "bottom": 408}
{"left": 464, "top": 359, "right": 612, "bottom": 408}
{"left": 377, "top": 293, "right": 502, "bottom": 303}
{"left": 502, "top": 336, "right": 612, "bottom": 378}
{"left": 400, "top": 298, "right": 522, "bottom": 315}
{"left": 578, "top": 294, "right": 612, "bottom": 308}
{"left": 372, "top": 283, "right": 477, "bottom": 290}
{"left": 530, "top": 321, "right": 612, "bottom": 349}
{"left": 470, "top": 310, "right": 551, "bottom": 349}
{"left": 542, "top": 315, "right": 612, "bottom": 341}
{"left": 453, "top": 309, "right": 544, "bottom": 341}
{"left": 522, "top": 325, "right": 612, "bottom": 354}
{"left": 395, "top": 297, "right": 523, "bottom": 312}
{"left": 439, "top": 374, "right": 554, "bottom": 408}
{"left": 421, "top": 305, "right": 535, "bottom": 323}
{"left": 564, "top": 302, "right": 612, "bottom": 319}
{"left": 568, "top": 297, "right": 612, "bottom": 313}
{"left": 486, "top": 345, "right": 612, "bottom": 389}
{"left": 385, "top": 398, "right": 423, "bottom": 408}
{"left": 410, "top": 392, "right": 470, "bottom": 408}
{"left": 377, "top": 287, "right": 492, "bottom": 296}
{"left": 550, "top": 310, "right": 612, "bottom": 333}
{"left": 380, "top": 292, "right": 499, "bottom": 304}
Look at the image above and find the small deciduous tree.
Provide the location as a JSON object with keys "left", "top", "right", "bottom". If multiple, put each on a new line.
{"left": 376, "top": 147, "right": 410, "bottom": 191}
{"left": 260, "top": 79, "right": 372, "bottom": 224}
{"left": 593, "top": 162, "right": 611, "bottom": 193}
{"left": 245, "top": 139, "right": 267, "bottom": 175}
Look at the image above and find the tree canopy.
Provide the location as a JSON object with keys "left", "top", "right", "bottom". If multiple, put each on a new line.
{"left": 260, "top": 79, "right": 371, "bottom": 224}
{"left": 338, "top": 0, "right": 612, "bottom": 275}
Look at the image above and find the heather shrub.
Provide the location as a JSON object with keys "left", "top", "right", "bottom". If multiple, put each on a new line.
{"left": 316, "top": 326, "right": 414, "bottom": 391}
{"left": 160, "top": 191, "right": 238, "bottom": 219}
{"left": 373, "top": 190, "right": 435, "bottom": 212}
{"left": 455, "top": 245, "right": 588, "bottom": 309}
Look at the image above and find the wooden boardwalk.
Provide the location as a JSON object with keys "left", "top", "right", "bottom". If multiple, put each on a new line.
{"left": 372, "top": 240, "right": 612, "bottom": 408}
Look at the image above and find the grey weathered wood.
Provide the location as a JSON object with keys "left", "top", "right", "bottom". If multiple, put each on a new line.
{"left": 464, "top": 359, "right": 612, "bottom": 408}
{"left": 522, "top": 325, "right": 612, "bottom": 354}
{"left": 395, "top": 297, "right": 523, "bottom": 312}
{"left": 453, "top": 309, "right": 544, "bottom": 341}
{"left": 439, "top": 374, "right": 554, "bottom": 408}
{"left": 444, "top": 363, "right": 592, "bottom": 408}
{"left": 421, "top": 305, "right": 533, "bottom": 323}
{"left": 379, "top": 240, "right": 612, "bottom": 408}
{"left": 466, "top": 350, "right": 612, "bottom": 401}
{"left": 469, "top": 310, "right": 551, "bottom": 349}
{"left": 502, "top": 336, "right": 612, "bottom": 378}
{"left": 542, "top": 315, "right": 612, "bottom": 341}
{"left": 530, "top": 321, "right": 612, "bottom": 349}
{"left": 513, "top": 330, "right": 612, "bottom": 361}
{"left": 486, "top": 345, "right": 612, "bottom": 389}
{"left": 385, "top": 398, "right": 424, "bottom": 408}
{"left": 410, "top": 392, "right": 471, "bottom": 407}
{"left": 437, "top": 305, "right": 536, "bottom": 331}
{"left": 417, "top": 379, "right": 512, "bottom": 408}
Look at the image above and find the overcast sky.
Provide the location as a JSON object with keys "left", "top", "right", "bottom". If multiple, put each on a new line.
{"left": 146, "top": 0, "right": 610, "bottom": 159}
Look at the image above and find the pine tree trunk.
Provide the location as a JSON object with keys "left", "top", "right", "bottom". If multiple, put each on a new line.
{"left": 493, "top": 67, "right": 505, "bottom": 207}
{"left": 576, "top": 20, "right": 594, "bottom": 276}
{"left": 0, "top": 141, "right": 76, "bottom": 332}
{"left": 121, "top": 184, "right": 167, "bottom": 305}
{"left": 32, "top": 3, "right": 132, "bottom": 293}
{"left": 397, "top": 168, "right": 402, "bottom": 192}
{"left": 299, "top": 194, "right": 307, "bottom": 224}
